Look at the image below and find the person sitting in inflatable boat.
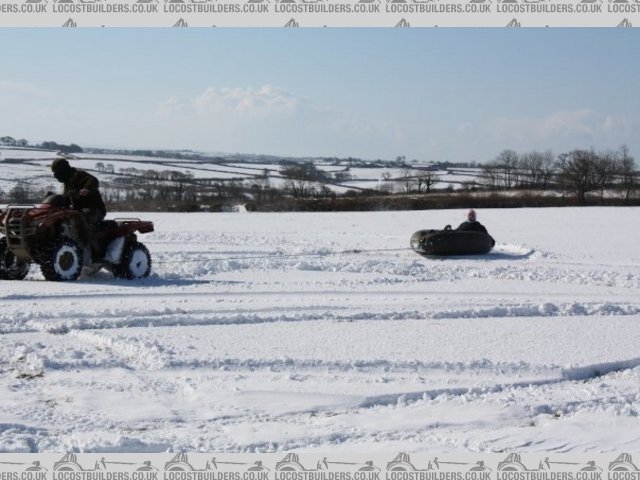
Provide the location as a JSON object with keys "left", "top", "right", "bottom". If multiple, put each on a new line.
{"left": 456, "top": 209, "right": 489, "bottom": 235}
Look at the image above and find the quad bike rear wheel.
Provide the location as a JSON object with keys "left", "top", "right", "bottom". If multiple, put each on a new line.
{"left": 113, "top": 241, "right": 151, "bottom": 279}
{"left": 0, "top": 238, "right": 30, "bottom": 280}
{"left": 41, "top": 238, "right": 84, "bottom": 281}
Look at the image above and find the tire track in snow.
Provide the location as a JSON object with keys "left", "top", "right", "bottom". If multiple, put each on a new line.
{"left": 148, "top": 243, "right": 640, "bottom": 290}
{"left": 163, "top": 365, "right": 640, "bottom": 453}
{"left": 355, "top": 359, "right": 640, "bottom": 408}
{"left": 3, "top": 299, "right": 640, "bottom": 335}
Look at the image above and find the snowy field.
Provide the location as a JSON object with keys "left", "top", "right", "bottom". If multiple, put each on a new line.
{"left": 1, "top": 207, "right": 639, "bottom": 453}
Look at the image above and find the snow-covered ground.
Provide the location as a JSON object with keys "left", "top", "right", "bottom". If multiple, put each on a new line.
{"left": 0, "top": 207, "right": 639, "bottom": 453}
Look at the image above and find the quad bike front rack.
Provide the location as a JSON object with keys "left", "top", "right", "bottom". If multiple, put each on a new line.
{"left": 0, "top": 206, "right": 38, "bottom": 260}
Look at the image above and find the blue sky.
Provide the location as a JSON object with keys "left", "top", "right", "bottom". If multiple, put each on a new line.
{"left": 0, "top": 28, "right": 638, "bottom": 162}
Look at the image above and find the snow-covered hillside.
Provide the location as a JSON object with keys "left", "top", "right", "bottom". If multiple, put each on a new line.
{"left": 0, "top": 207, "right": 639, "bottom": 452}
{"left": 0, "top": 147, "right": 467, "bottom": 197}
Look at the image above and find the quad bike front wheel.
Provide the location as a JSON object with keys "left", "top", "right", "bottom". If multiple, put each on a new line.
{"left": 41, "top": 238, "right": 84, "bottom": 281}
{"left": 113, "top": 241, "right": 151, "bottom": 279}
{"left": 0, "top": 238, "right": 30, "bottom": 280}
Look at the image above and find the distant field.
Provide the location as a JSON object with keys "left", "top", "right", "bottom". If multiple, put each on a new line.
{"left": 0, "top": 147, "right": 478, "bottom": 198}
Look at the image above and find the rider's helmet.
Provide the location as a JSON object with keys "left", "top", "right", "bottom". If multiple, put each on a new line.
{"left": 51, "top": 158, "right": 73, "bottom": 183}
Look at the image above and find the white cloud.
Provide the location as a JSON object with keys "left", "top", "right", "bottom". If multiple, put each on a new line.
{"left": 539, "top": 109, "right": 596, "bottom": 136}
{"left": 457, "top": 122, "right": 474, "bottom": 133}
{"left": 159, "top": 84, "right": 310, "bottom": 121}
{"left": 0, "top": 80, "right": 48, "bottom": 98}
{"left": 601, "top": 114, "right": 631, "bottom": 134}
{"left": 488, "top": 109, "right": 632, "bottom": 143}
{"left": 158, "top": 96, "right": 191, "bottom": 116}
{"left": 154, "top": 84, "right": 425, "bottom": 158}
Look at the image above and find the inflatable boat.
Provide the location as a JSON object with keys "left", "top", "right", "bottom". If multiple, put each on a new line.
{"left": 410, "top": 226, "right": 495, "bottom": 257}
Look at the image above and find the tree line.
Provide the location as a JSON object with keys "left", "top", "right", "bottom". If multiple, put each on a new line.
{"left": 0, "top": 135, "right": 83, "bottom": 154}
{"left": 1, "top": 140, "right": 638, "bottom": 210}
{"left": 480, "top": 146, "right": 636, "bottom": 205}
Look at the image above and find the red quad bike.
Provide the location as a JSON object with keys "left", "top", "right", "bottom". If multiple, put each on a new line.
{"left": 0, "top": 194, "right": 154, "bottom": 281}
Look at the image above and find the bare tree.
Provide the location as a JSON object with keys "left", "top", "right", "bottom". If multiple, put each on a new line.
{"left": 248, "top": 170, "right": 272, "bottom": 203}
{"left": 280, "top": 162, "right": 327, "bottom": 198}
{"left": 495, "top": 149, "right": 520, "bottom": 189}
{"left": 480, "top": 162, "right": 500, "bottom": 190}
{"left": 616, "top": 145, "right": 637, "bottom": 204}
{"left": 519, "top": 150, "right": 555, "bottom": 189}
{"left": 539, "top": 150, "right": 556, "bottom": 190}
{"left": 520, "top": 151, "right": 542, "bottom": 188}
{"left": 414, "top": 170, "right": 440, "bottom": 193}
{"left": 555, "top": 149, "right": 600, "bottom": 205}
{"left": 396, "top": 166, "right": 415, "bottom": 193}
{"left": 334, "top": 170, "right": 353, "bottom": 184}
{"left": 594, "top": 151, "right": 619, "bottom": 203}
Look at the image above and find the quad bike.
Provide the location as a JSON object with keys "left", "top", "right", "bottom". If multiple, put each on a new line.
{"left": 0, "top": 194, "right": 154, "bottom": 281}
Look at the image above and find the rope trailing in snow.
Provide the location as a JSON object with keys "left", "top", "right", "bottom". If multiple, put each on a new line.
{"left": 153, "top": 247, "right": 412, "bottom": 264}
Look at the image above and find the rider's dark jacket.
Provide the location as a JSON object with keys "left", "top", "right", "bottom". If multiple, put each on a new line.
{"left": 456, "top": 220, "right": 489, "bottom": 234}
{"left": 63, "top": 169, "right": 107, "bottom": 223}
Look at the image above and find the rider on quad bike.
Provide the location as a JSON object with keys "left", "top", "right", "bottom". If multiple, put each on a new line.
{"left": 51, "top": 157, "right": 107, "bottom": 228}
{"left": 0, "top": 159, "right": 154, "bottom": 281}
